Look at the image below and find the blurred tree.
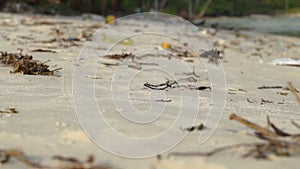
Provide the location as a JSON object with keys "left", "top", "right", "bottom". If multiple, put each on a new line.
{"left": 2, "top": 0, "right": 300, "bottom": 16}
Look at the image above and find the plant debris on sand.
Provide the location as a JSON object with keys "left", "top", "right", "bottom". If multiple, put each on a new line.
{"left": 169, "top": 113, "right": 300, "bottom": 160}
{"left": 0, "top": 108, "right": 18, "bottom": 114}
{"left": 0, "top": 51, "right": 61, "bottom": 76}
{"left": 0, "top": 149, "right": 112, "bottom": 169}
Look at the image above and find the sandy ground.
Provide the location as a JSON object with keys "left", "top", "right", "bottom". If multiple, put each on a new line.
{"left": 0, "top": 12, "right": 300, "bottom": 169}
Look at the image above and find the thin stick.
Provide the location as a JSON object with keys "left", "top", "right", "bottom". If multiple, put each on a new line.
{"left": 229, "top": 113, "right": 278, "bottom": 138}
{"left": 287, "top": 82, "right": 300, "bottom": 104}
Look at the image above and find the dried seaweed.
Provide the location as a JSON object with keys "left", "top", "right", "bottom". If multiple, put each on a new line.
{"left": 0, "top": 149, "right": 112, "bottom": 169}
{"left": 169, "top": 113, "right": 300, "bottom": 159}
{"left": 0, "top": 51, "right": 61, "bottom": 76}
{"left": 144, "top": 80, "right": 178, "bottom": 90}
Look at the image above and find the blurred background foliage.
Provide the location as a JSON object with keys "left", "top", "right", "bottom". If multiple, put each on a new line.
{"left": 1, "top": 0, "right": 300, "bottom": 17}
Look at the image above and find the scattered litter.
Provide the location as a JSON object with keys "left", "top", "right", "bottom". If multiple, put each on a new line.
{"left": 270, "top": 58, "right": 300, "bottom": 67}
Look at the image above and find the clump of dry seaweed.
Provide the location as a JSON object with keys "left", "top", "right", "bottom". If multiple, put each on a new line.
{"left": 169, "top": 113, "right": 300, "bottom": 159}
{"left": 0, "top": 51, "right": 61, "bottom": 76}
{"left": 0, "top": 149, "right": 112, "bottom": 169}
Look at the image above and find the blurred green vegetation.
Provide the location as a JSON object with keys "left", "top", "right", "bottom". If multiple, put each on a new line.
{"left": 2, "top": 0, "right": 300, "bottom": 16}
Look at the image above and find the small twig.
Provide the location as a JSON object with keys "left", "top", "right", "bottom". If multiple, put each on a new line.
{"left": 144, "top": 81, "right": 178, "bottom": 90}
{"left": 287, "top": 82, "right": 300, "bottom": 104}
{"left": 246, "top": 98, "right": 254, "bottom": 103}
{"left": 229, "top": 113, "right": 278, "bottom": 138}
{"left": 258, "top": 86, "right": 283, "bottom": 89}
{"left": 267, "top": 115, "right": 291, "bottom": 137}
{"left": 180, "top": 123, "right": 206, "bottom": 132}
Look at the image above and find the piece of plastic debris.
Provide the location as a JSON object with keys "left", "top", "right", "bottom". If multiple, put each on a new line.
{"left": 105, "top": 15, "right": 116, "bottom": 24}
{"left": 121, "top": 38, "right": 134, "bottom": 45}
{"left": 161, "top": 42, "right": 171, "bottom": 49}
{"left": 270, "top": 58, "right": 300, "bottom": 67}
